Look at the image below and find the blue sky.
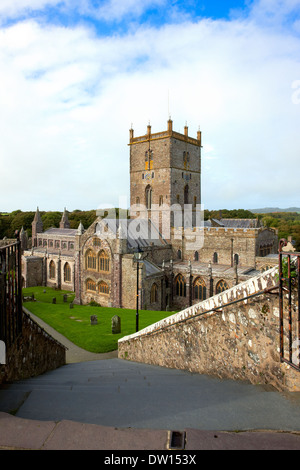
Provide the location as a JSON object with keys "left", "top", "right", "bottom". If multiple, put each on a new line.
{"left": 0, "top": 0, "right": 300, "bottom": 212}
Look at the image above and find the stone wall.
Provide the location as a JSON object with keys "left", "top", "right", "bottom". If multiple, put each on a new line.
{"left": 118, "top": 268, "right": 300, "bottom": 392}
{"left": 0, "top": 309, "right": 66, "bottom": 384}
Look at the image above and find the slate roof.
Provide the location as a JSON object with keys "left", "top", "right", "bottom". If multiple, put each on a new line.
{"left": 211, "top": 218, "right": 260, "bottom": 229}
{"left": 99, "top": 218, "right": 168, "bottom": 250}
{"left": 43, "top": 228, "right": 78, "bottom": 237}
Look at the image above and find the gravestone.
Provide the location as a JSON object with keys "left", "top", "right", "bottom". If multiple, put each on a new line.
{"left": 90, "top": 315, "right": 98, "bottom": 325}
{"left": 111, "top": 315, "right": 121, "bottom": 334}
{"left": 52, "top": 298, "right": 56, "bottom": 304}
{"left": 63, "top": 294, "right": 68, "bottom": 302}
{"left": 69, "top": 302, "right": 74, "bottom": 309}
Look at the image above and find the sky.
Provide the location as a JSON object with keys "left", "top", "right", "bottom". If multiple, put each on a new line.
{"left": 0, "top": 0, "right": 300, "bottom": 213}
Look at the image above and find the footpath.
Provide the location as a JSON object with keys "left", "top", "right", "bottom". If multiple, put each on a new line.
{"left": 1, "top": 312, "right": 300, "bottom": 450}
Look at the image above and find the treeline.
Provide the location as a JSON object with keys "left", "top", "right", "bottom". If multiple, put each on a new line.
{"left": 256, "top": 211, "right": 300, "bottom": 251}
{"left": 0, "top": 208, "right": 129, "bottom": 239}
{"left": 204, "top": 209, "right": 256, "bottom": 220}
{"left": 1, "top": 208, "right": 300, "bottom": 251}
{"left": 0, "top": 209, "right": 96, "bottom": 239}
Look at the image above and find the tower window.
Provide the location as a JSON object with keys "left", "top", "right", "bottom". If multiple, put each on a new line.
{"left": 159, "top": 196, "right": 163, "bottom": 206}
{"left": 145, "top": 185, "right": 152, "bottom": 209}
{"left": 213, "top": 252, "right": 218, "bottom": 264}
{"left": 184, "top": 185, "right": 189, "bottom": 204}
{"left": 145, "top": 150, "right": 153, "bottom": 170}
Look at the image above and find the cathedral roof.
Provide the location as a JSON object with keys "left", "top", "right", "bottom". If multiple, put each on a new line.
{"left": 43, "top": 228, "right": 77, "bottom": 237}
{"left": 210, "top": 218, "right": 260, "bottom": 228}
{"left": 103, "top": 218, "right": 168, "bottom": 249}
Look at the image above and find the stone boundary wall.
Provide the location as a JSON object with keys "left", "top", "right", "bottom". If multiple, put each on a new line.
{"left": 118, "top": 268, "right": 300, "bottom": 392}
{"left": 0, "top": 308, "right": 66, "bottom": 384}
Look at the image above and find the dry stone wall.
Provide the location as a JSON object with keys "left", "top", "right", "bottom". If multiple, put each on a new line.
{"left": 0, "top": 309, "right": 66, "bottom": 384}
{"left": 118, "top": 268, "right": 300, "bottom": 392}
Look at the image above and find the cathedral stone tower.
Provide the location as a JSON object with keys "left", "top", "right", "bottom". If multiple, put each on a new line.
{"left": 129, "top": 119, "right": 202, "bottom": 236}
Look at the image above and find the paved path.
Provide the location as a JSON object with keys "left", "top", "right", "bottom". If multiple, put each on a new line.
{"left": 24, "top": 309, "right": 118, "bottom": 363}
{"left": 1, "top": 310, "right": 300, "bottom": 450}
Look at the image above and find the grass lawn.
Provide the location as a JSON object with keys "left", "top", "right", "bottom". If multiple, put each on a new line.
{"left": 22, "top": 286, "right": 171, "bottom": 353}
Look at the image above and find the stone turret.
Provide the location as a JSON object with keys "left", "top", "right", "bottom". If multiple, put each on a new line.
{"left": 60, "top": 207, "right": 70, "bottom": 229}
{"left": 32, "top": 207, "right": 43, "bottom": 247}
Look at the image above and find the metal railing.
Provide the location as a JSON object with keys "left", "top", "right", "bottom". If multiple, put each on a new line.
{"left": 0, "top": 231, "right": 22, "bottom": 348}
{"left": 279, "top": 239, "right": 300, "bottom": 371}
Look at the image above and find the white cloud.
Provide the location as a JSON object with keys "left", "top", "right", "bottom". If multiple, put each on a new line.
{"left": 0, "top": 1, "right": 300, "bottom": 211}
{"left": 89, "top": 0, "right": 167, "bottom": 22}
{"left": 0, "top": 0, "right": 63, "bottom": 18}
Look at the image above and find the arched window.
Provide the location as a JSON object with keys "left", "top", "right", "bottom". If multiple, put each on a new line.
{"left": 150, "top": 283, "right": 158, "bottom": 303}
{"left": 64, "top": 262, "right": 71, "bottom": 282}
{"left": 145, "top": 149, "right": 153, "bottom": 170}
{"left": 159, "top": 195, "right": 163, "bottom": 206}
{"left": 49, "top": 261, "right": 56, "bottom": 279}
{"left": 98, "top": 281, "right": 109, "bottom": 295}
{"left": 98, "top": 250, "right": 110, "bottom": 272}
{"left": 85, "top": 249, "right": 97, "bottom": 270}
{"left": 145, "top": 185, "right": 152, "bottom": 209}
{"left": 175, "top": 274, "right": 186, "bottom": 297}
{"left": 86, "top": 279, "right": 96, "bottom": 292}
{"left": 216, "top": 280, "right": 229, "bottom": 294}
{"left": 177, "top": 249, "right": 182, "bottom": 259}
{"left": 213, "top": 252, "right": 218, "bottom": 264}
{"left": 184, "top": 185, "right": 189, "bottom": 204}
{"left": 194, "top": 277, "right": 206, "bottom": 301}
{"left": 194, "top": 251, "right": 199, "bottom": 261}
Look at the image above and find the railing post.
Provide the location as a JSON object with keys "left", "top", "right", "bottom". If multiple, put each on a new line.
{"left": 15, "top": 230, "right": 23, "bottom": 337}
{"left": 279, "top": 239, "right": 286, "bottom": 361}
